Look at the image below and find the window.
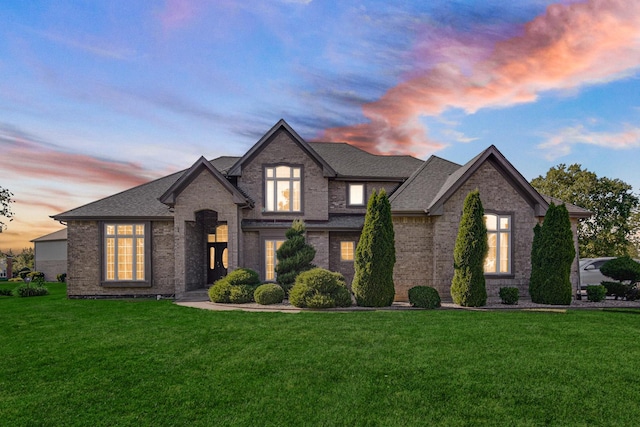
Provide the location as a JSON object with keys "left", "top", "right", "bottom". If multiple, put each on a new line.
{"left": 348, "top": 183, "right": 365, "bottom": 206}
{"left": 265, "top": 166, "right": 301, "bottom": 212}
{"left": 265, "top": 239, "right": 285, "bottom": 281}
{"left": 484, "top": 214, "right": 511, "bottom": 274}
{"left": 104, "top": 223, "right": 146, "bottom": 281}
{"left": 340, "top": 241, "right": 355, "bottom": 261}
{"left": 207, "top": 224, "right": 228, "bottom": 243}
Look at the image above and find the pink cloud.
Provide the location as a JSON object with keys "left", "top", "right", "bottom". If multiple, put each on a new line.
{"left": 321, "top": 0, "right": 640, "bottom": 156}
{"left": 539, "top": 124, "right": 640, "bottom": 160}
{"left": 157, "top": 0, "right": 202, "bottom": 32}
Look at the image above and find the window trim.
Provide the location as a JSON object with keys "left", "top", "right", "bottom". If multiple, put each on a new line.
{"left": 340, "top": 241, "right": 355, "bottom": 262}
{"left": 263, "top": 164, "right": 303, "bottom": 214}
{"left": 483, "top": 212, "right": 514, "bottom": 277}
{"left": 347, "top": 183, "right": 366, "bottom": 207}
{"left": 100, "top": 221, "right": 152, "bottom": 288}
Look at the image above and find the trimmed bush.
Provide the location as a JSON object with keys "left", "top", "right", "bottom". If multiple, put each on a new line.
{"left": 57, "top": 273, "right": 67, "bottom": 283}
{"left": 254, "top": 284, "right": 285, "bottom": 305}
{"left": 0, "top": 288, "right": 13, "bottom": 296}
{"left": 626, "top": 288, "right": 640, "bottom": 301}
{"left": 586, "top": 285, "right": 606, "bottom": 302}
{"left": 275, "top": 219, "right": 316, "bottom": 294}
{"left": 8, "top": 277, "right": 23, "bottom": 283}
{"left": 289, "top": 268, "right": 352, "bottom": 309}
{"left": 352, "top": 189, "right": 396, "bottom": 307}
{"left": 408, "top": 286, "right": 441, "bottom": 309}
{"left": 600, "top": 256, "right": 640, "bottom": 285}
{"left": 499, "top": 287, "right": 520, "bottom": 305}
{"left": 14, "top": 284, "right": 49, "bottom": 297}
{"left": 27, "top": 271, "right": 45, "bottom": 286}
{"left": 602, "top": 281, "right": 629, "bottom": 300}
{"left": 208, "top": 268, "right": 261, "bottom": 303}
{"left": 451, "top": 189, "right": 488, "bottom": 307}
{"left": 17, "top": 268, "right": 31, "bottom": 280}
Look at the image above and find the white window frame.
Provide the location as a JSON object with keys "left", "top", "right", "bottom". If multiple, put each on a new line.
{"left": 104, "top": 223, "right": 147, "bottom": 283}
{"left": 484, "top": 213, "right": 511, "bottom": 275}
{"left": 347, "top": 183, "right": 365, "bottom": 207}
{"left": 265, "top": 239, "right": 285, "bottom": 281}
{"left": 264, "top": 165, "right": 301, "bottom": 212}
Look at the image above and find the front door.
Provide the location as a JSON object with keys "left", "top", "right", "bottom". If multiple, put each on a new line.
{"left": 207, "top": 242, "right": 228, "bottom": 283}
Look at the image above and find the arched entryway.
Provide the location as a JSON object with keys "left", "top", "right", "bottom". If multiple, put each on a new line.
{"left": 195, "top": 210, "right": 228, "bottom": 285}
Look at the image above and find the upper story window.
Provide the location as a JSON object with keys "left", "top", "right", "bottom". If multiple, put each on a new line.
{"left": 348, "top": 183, "right": 365, "bottom": 207}
{"left": 104, "top": 223, "right": 146, "bottom": 281}
{"left": 265, "top": 166, "right": 301, "bottom": 212}
{"left": 484, "top": 214, "right": 511, "bottom": 274}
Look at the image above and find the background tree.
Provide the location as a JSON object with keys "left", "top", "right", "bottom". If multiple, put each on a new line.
{"left": 450, "top": 189, "right": 488, "bottom": 307}
{"left": 529, "top": 203, "right": 575, "bottom": 305}
{"left": 531, "top": 164, "right": 639, "bottom": 257}
{"left": 275, "top": 219, "right": 315, "bottom": 294}
{"left": 0, "top": 186, "right": 14, "bottom": 231}
{"left": 352, "top": 189, "right": 396, "bottom": 307}
{"left": 12, "top": 247, "right": 34, "bottom": 273}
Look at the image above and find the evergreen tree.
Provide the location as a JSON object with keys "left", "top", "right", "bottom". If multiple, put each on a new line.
{"left": 275, "top": 219, "right": 315, "bottom": 294}
{"left": 450, "top": 189, "right": 488, "bottom": 307}
{"left": 530, "top": 203, "right": 575, "bottom": 304}
{"left": 528, "top": 223, "right": 543, "bottom": 302}
{"left": 352, "top": 189, "right": 396, "bottom": 307}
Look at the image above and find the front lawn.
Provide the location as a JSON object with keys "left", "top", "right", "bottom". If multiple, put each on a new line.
{"left": 1, "top": 283, "right": 639, "bottom": 426}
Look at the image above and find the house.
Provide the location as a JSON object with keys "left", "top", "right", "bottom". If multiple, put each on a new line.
{"left": 53, "top": 120, "right": 590, "bottom": 301}
{"left": 31, "top": 228, "right": 67, "bottom": 281}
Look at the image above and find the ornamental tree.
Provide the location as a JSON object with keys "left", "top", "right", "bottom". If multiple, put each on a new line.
{"left": 529, "top": 203, "right": 575, "bottom": 305}
{"left": 275, "top": 219, "right": 316, "bottom": 294}
{"left": 450, "top": 189, "right": 488, "bottom": 307}
{"left": 352, "top": 189, "right": 396, "bottom": 307}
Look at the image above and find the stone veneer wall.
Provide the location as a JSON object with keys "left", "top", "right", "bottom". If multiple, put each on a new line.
{"left": 172, "top": 169, "right": 239, "bottom": 297}
{"left": 432, "top": 161, "right": 539, "bottom": 301}
{"left": 66, "top": 220, "right": 175, "bottom": 297}
{"left": 392, "top": 216, "right": 434, "bottom": 302}
{"left": 239, "top": 130, "right": 329, "bottom": 222}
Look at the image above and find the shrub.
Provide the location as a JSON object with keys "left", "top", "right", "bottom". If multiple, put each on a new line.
{"left": 352, "top": 189, "right": 396, "bottom": 307}
{"left": 626, "top": 288, "right": 640, "bottom": 301}
{"left": 229, "top": 285, "right": 255, "bottom": 304}
{"left": 586, "top": 285, "right": 607, "bottom": 302}
{"left": 451, "top": 189, "right": 488, "bottom": 307}
{"left": 0, "top": 288, "right": 13, "bottom": 296}
{"left": 408, "top": 286, "right": 441, "bottom": 309}
{"left": 57, "top": 273, "right": 67, "bottom": 283}
{"left": 14, "top": 284, "right": 49, "bottom": 297}
{"left": 254, "top": 283, "right": 285, "bottom": 305}
{"left": 289, "top": 268, "right": 352, "bottom": 309}
{"left": 600, "top": 256, "right": 640, "bottom": 285}
{"left": 602, "top": 281, "right": 629, "bottom": 300}
{"left": 499, "top": 287, "right": 520, "bottom": 305}
{"left": 208, "top": 268, "right": 261, "bottom": 304}
{"left": 275, "top": 220, "right": 316, "bottom": 294}
{"left": 8, "top": 277, "right": 23, "bottom": 282}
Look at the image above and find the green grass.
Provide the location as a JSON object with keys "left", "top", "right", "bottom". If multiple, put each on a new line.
{"left": 1, "top": 283, "right": 639, "bottom": 426}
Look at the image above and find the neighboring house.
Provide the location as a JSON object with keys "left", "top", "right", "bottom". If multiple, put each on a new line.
{"left": 32, "top": 228, "right": 68, "bottom": 281}
{"left": 53, "top": 120, "right": 590, "bottom": 301}
{"left": 0, "top": 256, "right": 7, "bottom": 280}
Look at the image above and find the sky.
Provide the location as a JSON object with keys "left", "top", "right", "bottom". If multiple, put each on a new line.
{"left": 1, "top": 0, "right": 640, "bottom": 252}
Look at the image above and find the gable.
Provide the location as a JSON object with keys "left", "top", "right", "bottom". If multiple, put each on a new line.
{"left": 159, "top": 156, "right": 252, "bottom": 208}
{"left": 227, "top": 119, "right": 335, "bottom": 178}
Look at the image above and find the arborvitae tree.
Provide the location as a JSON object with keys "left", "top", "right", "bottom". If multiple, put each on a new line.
{"left": 275, "top": 219, "right": 315, "bottom": 294}
{"left": 529, "top": 223, "right": 543, "bottom": 302}
{"left": 530, "top": 203, "right": 575, "bottom": 304}
{"left": 450, "top": 189, "right": 488, "bottom": 307}
{"left": 352, "top": 189, "right": 396, "bottom": 307}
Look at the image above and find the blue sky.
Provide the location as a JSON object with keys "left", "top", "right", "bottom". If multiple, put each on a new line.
{"left": 1, "top": 0, "right": 639, "bottom": 250}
